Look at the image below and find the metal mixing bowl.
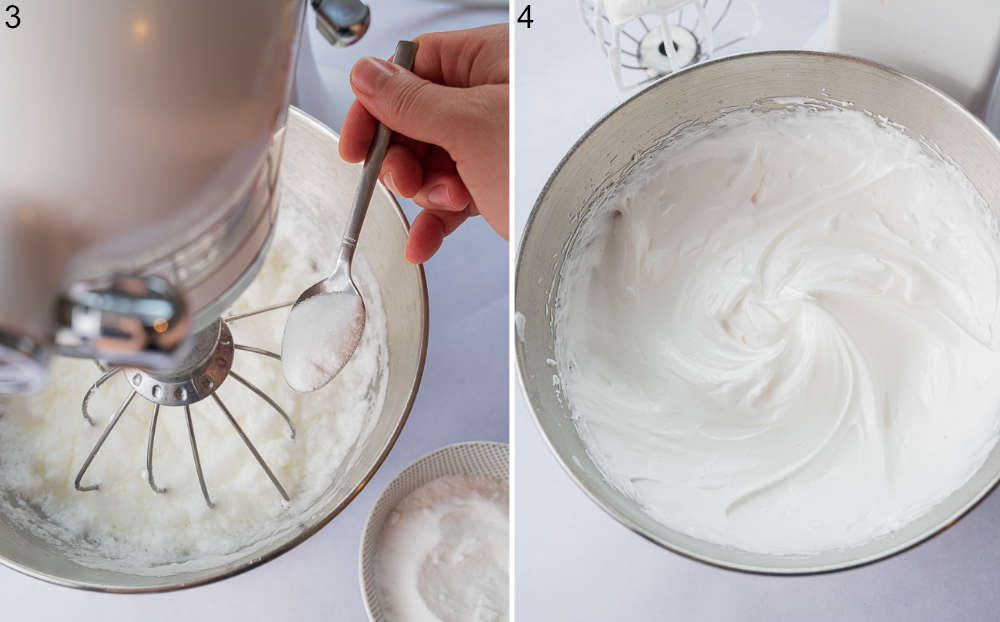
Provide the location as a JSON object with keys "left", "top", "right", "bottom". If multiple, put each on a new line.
{"left": 0, "top": 107, "right": 428, "bottom": 591}
{"left": 515, "top": 51, "right": 1000, "bottom": 574}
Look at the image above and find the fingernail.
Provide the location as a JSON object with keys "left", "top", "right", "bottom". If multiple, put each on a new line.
{"left": 383, "top": 172, "right": 399, "bottom": 195}
{"left": 351, "top": 57, "right": 397, "bottom": 97}
{"left": 428, "top": 185, "right": 450, "bottom": 207}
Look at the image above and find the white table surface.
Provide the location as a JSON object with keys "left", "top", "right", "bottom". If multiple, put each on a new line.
{"left": 0, "top": 2, "right": 508, "bottom": 620}
{"left": 515, "top": 1, "right": 1000, "bottom": 620}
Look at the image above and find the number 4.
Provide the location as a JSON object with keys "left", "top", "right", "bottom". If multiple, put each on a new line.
{"left": 518, "top": 5, "right": 533, "bottom": 28}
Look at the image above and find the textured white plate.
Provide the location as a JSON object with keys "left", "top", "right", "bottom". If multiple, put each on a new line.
{"left": 359, "top": 441, "right": 509, "bottom": 622}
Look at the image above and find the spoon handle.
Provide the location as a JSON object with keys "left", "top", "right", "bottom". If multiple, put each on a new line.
{"left": 338, "top": 39, "right": 420, "bottom": 268}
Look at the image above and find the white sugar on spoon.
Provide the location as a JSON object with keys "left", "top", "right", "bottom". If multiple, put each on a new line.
{"left": 282, "top": 40, "right": 417, "bottom": 393}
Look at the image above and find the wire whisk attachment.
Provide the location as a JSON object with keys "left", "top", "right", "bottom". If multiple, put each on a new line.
{"left": 74, "top": 304, "right": 296, "bottom": 509}
{"left": 579, "top": 0, "right": 761, "bottom": 90}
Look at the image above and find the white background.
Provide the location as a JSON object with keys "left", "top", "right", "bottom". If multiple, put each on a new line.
{"left": 0, "top": 1, "right": 508, "bottom": 620}
{"left": 515, "top": 1, "right": 1000, "bottom": 620}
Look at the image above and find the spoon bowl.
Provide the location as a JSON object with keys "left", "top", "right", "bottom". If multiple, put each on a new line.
{"left": 282, "top": 264, "right": 365, "bottom": 393}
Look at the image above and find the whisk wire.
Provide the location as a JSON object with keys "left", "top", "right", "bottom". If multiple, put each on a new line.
{"left": 234, "top": 344, "right": 281, "bottom": 361}
{"left": 185, "top": 405, "right": 215, "bottom": 509}
{"left": 73, "top": 310, "right": 296, "bottom": 508}
{"left": 75, "top": 390, "right": 137, "bottom": 492}
{"left": 211, "top": 393, "right": 290, "bottom": 502}
{"left": 81, "top": 367, "right": 121, "bottom": 426}
{"left": 224, "top": 301, "right": 293, "bottom": 323}
{"left": 580, "top": 0, "right": 759, "bottom": 88}
{"left": 145, "top": 404, "right": 167, "bottom": 494}
{"left": 229, "top": 370, "right": 296, "bottom": 439}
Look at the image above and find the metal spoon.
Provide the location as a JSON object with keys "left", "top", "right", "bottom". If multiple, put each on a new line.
{"left": 281, "top": 39, "right": 418, "bottom": 393}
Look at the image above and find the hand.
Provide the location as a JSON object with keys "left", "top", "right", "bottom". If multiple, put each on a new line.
{"left": 340, "top": 24, "right": 509, "bottom": 264}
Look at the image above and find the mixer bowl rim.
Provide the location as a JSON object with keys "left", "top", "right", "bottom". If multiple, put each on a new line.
{"left": 0, "top": 107, "right": 430, "bottom": 593}
{"left": 514, "top": 49, "right": 1000, "bottom": 575}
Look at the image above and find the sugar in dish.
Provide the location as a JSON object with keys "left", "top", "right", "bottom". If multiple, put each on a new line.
{"left": 374, "top": 475, "right": 509, "bottom": 622}
{"left": 555, "top": 102, "right": 1000, "bottom": 555}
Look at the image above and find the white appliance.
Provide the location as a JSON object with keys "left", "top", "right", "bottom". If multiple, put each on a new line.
{"left": 581, "top": 0, "right": 1000, "bottom": 122}
{"left": 0, "top": 0, "right": 371, "bottom": 393}
{"left": 827, "top": 0, "right": 1000, "bottom": 119}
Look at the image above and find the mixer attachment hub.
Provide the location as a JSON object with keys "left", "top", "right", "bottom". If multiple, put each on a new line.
{"left": 127, "top": 320, "right": 233, "bottom": 407}
{"left": 640, "top": 25, "right": 699, "bottom": 75}
{"left": 73, "top": 304, "right": 296, "bottom": 508}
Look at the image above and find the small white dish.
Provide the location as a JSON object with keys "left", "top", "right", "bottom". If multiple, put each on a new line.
{"left": 359, "top": 441, "right": 509, "bottom": 622}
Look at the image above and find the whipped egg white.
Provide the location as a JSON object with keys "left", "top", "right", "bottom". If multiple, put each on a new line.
{"left": 555, "top": 103, "right": 1000, "bottom": 554}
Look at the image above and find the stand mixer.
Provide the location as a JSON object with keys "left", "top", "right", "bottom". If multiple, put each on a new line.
{"left": 0, "top": 1, "right": 374, "bottom": 507}
{"left": 824, "top": 0, "right": 1000, "bottom": 121}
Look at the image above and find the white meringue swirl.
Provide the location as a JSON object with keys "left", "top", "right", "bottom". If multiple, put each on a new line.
{"left": 555, "top": 104, "right": 1000, "bottom": 554}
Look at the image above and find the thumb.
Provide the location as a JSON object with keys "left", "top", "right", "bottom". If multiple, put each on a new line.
{"left": 349, "top": 57, "right": 474, "bottom": 152}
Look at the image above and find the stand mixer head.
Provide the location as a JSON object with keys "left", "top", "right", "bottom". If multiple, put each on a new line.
{"left": 0, "top": 0, "right": 371, "bottom": 393}
{"left": 0, "top": 0, "right": 373, "bottom": 507}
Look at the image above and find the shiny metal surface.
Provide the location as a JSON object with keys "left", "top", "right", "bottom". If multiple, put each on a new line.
{"left": 77, "top": 314, "right": 295, "bottom": 510}
{"left": 0, "top": 107, "right": 428, "bottom": 591}
{"left": 125, "top": 321, "right": 233, "bottom": 408}
{"left": 312, "top": 0, "right": 370, "bottom": 47}
{"left": 54, "top": 275, "right": 192, "bottom": 370}
{"left": 515, "top": 51, "right": 1000, "bottom": 574}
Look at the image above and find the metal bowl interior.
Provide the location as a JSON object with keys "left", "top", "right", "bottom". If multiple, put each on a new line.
{"left": 515, "top": 51, "right": 1000, "bottom": 574}
{"left": 0, "top": 107, "right": 428, "bottom": 591}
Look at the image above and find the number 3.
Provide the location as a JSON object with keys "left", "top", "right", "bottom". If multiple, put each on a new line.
{"left": 5, "top": 4, "right": 19, "bottom": 29}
